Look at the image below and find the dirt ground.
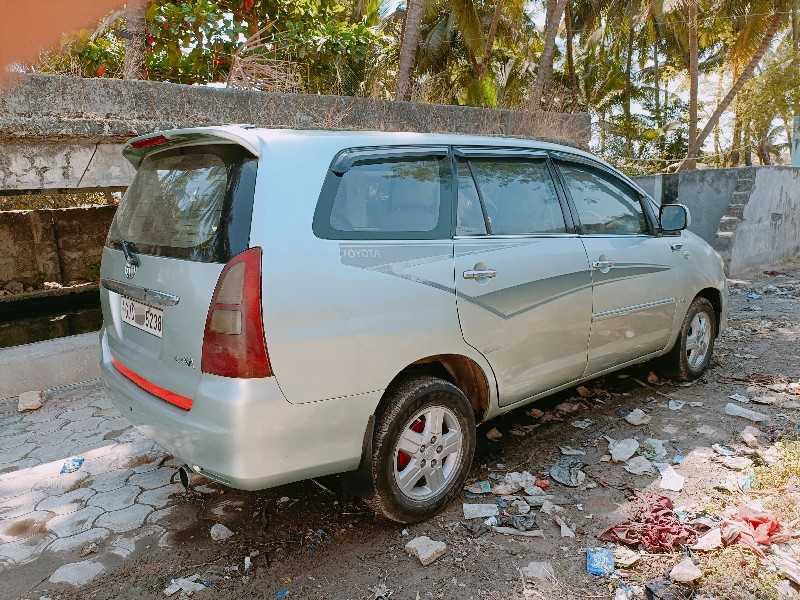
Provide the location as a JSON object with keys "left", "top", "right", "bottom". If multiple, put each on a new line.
{"left": 10, "top": 259, "right": 800, "bottom": 600}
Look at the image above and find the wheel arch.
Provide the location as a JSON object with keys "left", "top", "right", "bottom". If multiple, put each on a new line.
{"left": 696, "top": 287, "right": 722, "bottom": 336}
{"left": 381, "top": 354, "right": 491, "bottom": 423}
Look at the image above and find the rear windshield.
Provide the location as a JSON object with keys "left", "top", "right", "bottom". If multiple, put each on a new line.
{"left": 107, "top": 144, "right": 257, "bottom": 263}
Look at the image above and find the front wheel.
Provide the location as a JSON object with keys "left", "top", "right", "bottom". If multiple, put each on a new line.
{"left": 658, "top": 296, "right": 716, "bottom": 381}
{"left": 365, "top": 375, "right": 476, "bottom": 523}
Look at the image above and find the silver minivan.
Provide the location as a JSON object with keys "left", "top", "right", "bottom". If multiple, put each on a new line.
{"left": 99, "top": 126, "right": 726, "bottom": 523}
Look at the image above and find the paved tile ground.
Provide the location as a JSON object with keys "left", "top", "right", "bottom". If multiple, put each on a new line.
{"left": 0, "top": 381, "right": 213, "bottom": 592}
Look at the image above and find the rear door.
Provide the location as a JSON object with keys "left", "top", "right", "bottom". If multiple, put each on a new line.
{"left": 553, "top": 158, "right": 680, "bottom": 375}
{"left": 100, "top": 141, "right": 257, "bottom": 400}
{"left": 453, "top": 150, "right": 592, "bottom": 406}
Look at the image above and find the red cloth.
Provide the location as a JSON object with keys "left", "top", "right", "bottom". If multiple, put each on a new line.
{"left": 721, "top": 506, "right": 789, "bottom": 557}
{"left": 599, "top": 494, "right": 696, "bottom": 553}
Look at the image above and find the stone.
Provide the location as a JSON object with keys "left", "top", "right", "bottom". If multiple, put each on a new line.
{"left": 691, "top": 528, "right": 723, "bottom": 551}
{"left": 716, "top": 456, "right": 753, "bottom": 470}
{"left": 18, "top": 391, "right": 44, "bottom": 412}
{"left": 625, "top": 409, "right": 651, "bottom": 425}
{"left": 0, "top": 535, "right": 55, "bottom": 566}
{"left": 49, "top": 559, "right": 106, "bottom": 586}
{"left": 48, "top": 528, "right": 110, "bottom": 554}
{"left": 46, "top": 506, "right": 104, "bottom": 538}
{"left": 5, "top": 281, "right": 23, "bottom": 294}
{"left": 87, "top": 485, "right": 141, "bottom": 512}
{"left": 463, "top": 503, "right": 499, "bottom": 519}
{"left": 486, "top": 427, "right": 502, "bottom": 441}
{"left": 137, "top": 484, "right": 181, "bottom": 509}
{"left": 127, "top": 468, "right": 173, "bottom": 490}
{"left": 609, "top": 438, "right": 639, "bottom": 462}
{"left": 36, "top": 488, "right": 95, "bottom": 515}
{"left": 521, "top": 561, "right": 555, "bottom": 581}
{"left": 670, "top": 558, "right": 702, "bottom": 583}
{"left": 210, "top": 523, "right": 234, "bottom": 541}
{"left": 94, "top": 504, "right": 152, "bottom": 533}
{"left": 404, "top": 536, "right": 447, "bottom": 566}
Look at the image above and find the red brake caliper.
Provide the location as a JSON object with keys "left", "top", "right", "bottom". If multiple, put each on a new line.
{"left": 397, "top": 416, "right": 426, "bottom": 471}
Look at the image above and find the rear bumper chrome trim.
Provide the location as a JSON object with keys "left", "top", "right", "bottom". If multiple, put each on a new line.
{"left": 111, "top": 356, "right": 193, "bottom": 410}
{"left": 101, "top": 278, "right": 180, "bottom": 307}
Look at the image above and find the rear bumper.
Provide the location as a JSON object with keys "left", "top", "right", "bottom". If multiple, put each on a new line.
{"left": 99, "top": 328, "right": 380, "bottom": 490}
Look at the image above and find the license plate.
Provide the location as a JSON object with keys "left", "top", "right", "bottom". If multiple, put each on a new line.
{"left": 121, "top": 297, "right": 163, "bottom": 338}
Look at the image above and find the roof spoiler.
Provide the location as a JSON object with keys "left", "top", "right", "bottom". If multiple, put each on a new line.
{"left": 122, "top": 125, "right": 262, "bottom": 168}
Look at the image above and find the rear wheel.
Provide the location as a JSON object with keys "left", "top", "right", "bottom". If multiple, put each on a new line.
{"left": 366, "top": 375, "right": 475, "bottom": 523}
{"left": 658, "top": 296, "right": 716, "bottom": 381}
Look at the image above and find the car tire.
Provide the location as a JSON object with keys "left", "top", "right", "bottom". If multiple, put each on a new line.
{"left": 365, "top": 375, "right": 476, "bottom": 523}
{"left": 658, "top": 296, "right": 716, "bottom": 381}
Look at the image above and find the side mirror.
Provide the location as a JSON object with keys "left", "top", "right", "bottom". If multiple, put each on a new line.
{"left": 660, "top": 203, "right": 690, "bottom": 232}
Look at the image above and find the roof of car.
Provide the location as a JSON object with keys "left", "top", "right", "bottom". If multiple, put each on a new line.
{"left": 122, "top": 125, "right": 649, "bottom": 198}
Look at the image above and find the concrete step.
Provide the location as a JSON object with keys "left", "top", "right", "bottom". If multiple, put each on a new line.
{"left": 727, "top": 203, "right": 747, "bottom": 219}
{"left": 718, "top": 216, "right": 741, "bottom": 232}
{"left": 713, "top": 231, "right": 734, "bottom": 251}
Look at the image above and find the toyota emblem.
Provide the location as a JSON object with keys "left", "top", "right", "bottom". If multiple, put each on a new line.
{"left": 124, "top": 258, "right": 137, "bottom": 279}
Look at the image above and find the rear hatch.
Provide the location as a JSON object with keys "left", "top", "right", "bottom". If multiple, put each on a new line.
{"left": 100, "top": 133, "right": 259, "bottom": 405}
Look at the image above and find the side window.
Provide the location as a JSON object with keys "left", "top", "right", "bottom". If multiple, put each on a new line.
{"left": 468, "top": 158, "right": 566, "bottom": 235}
{"left": 456, "top": 159, "right": 487, "bottom": 235}
{"left": 316, "top": 155, "right": 450, "bottom": 239}
{"left": 558, "top": 162, "right": 649, "bottom": 235}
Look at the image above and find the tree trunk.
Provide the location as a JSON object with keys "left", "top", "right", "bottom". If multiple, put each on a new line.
{"left": 730, "top": 106, "right": 742, "bottom": 165}
{"left": 680, "top": 6, "right": 785, "bottom": 170}
{"left": 475, "top": 0, "right": 505, "bottom": 79}
{"left": 714, "top": 67, "right": 723, "bottom": 161}
{"left": 623, "top": 25, "right": 635, "bottom": 154}
{"left": 531, "top": 0, "right": 568, "bottom": 109}
{"left": 565, "top": 2, "right": 578, "bottom": 102}
{"left": 123, "top": 1, "right": 147, "bottom": 80}
{"left": 685, "top": 0, "right": 699, "bottom": 169}
{"left": 395, "top": 0, "right": 423, "bottom": 101}
{"left": 744, "top": 119, "right": 752, "bottom": 165}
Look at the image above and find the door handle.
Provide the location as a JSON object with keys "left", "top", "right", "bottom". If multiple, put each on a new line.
{"left": 463, "top": 269, "right": 497, "bottom": 280}
{"left": 670, "top": 243, "right": 683, "bottom": 251}
{"left": 591, "top": 260, "right": 615, "bottom": 270}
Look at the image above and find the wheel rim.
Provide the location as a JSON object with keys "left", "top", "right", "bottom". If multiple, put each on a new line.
{"left": 686, "top": 311, "right": 712, "bottom": 369}
{"left": 392, "top": 405, "right": 463, "bottom": 501}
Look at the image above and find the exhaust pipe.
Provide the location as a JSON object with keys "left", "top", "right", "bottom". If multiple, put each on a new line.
{"left": 178, "top": 464, "right": 208, "bottom": 489}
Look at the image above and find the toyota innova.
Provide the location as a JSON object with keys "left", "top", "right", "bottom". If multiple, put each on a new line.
{"left": 100, "top": 126, "right": 727, "bottom": 522}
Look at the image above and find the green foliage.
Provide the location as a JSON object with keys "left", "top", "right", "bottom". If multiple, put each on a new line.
{"left": 83, "top": 261, "right": 102, "bottom": 283}
{"left": 32, "top": 272, "right": 47, "bottom": 291}
{"left": 30, "top": 0, "right": 798, "bottom": 174}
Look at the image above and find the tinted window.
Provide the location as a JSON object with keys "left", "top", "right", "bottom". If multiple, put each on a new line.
{"left": 107, "top": 144, "right": 256, "bottom": 262}
{"left": 558, "top": 162, "right": 649, "bottom": 235}
{"left": 468, "top": 158, "right": 565, "bottom": 235}
{"left": 456, "top": 159, "right": 487, "bottom": 235}
{"left": 320, "top": 156, "right": 448, "bottom": 238}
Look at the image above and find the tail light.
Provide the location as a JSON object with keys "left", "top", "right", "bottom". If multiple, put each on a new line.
{"left": 201, "top": 247, "right": 271, "bottom": 378}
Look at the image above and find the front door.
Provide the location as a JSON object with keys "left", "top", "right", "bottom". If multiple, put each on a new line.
{"left": 555, "top": 159, "right": 680, "bottom": 376}
{"left": 453, "top": 153, "right": 592, "bottom": 406}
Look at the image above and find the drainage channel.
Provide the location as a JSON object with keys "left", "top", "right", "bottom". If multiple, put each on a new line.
{"left": 0, "top": 288, "right": 102, "bottom": 349}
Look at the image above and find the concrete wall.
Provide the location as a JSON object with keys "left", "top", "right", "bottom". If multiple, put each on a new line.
{"left": 633, "top": 168, "right": 745, "bottom": 244}
{"left": 0, "top": 74, "right": 590, "bottom": 145}
{"left": 0, "top": 142, "right": 132, "bottom": 192}
{"left": 634, "top": 166, "right": 800, "bottom": 275}
{"left": 728, "top": 167, "right": 800, "bottom": 274}
{"left": 0, "top": 74, "right": 590, "bottom": 194}
{"left": 0, "top": 206, "right": 115, "bottom": 287}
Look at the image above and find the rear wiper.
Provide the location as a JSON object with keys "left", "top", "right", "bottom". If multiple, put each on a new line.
{"left": 118, "top": 240, "right": 140, "bottom": 267}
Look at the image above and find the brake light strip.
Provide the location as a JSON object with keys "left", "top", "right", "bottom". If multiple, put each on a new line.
{"left": 111, "top": 357, "right": 193, "bottom": 411}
